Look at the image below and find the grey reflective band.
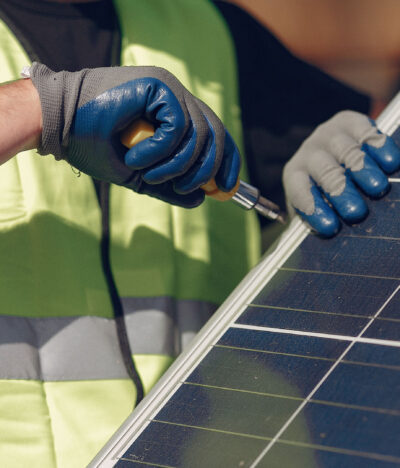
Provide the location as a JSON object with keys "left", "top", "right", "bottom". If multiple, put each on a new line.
{"left": 0, "top": 298, "right": 216, "bottom": 381}
{"left": 122, "top": 297, "right": 216, "bottom": 354}
{"left": 0, "top": 315, "right": 128, "bottom": 380}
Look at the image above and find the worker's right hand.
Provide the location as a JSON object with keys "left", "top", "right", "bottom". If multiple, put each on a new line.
{"left": 27, "top": 63, "right": 240, "bottom": 208}
{"left": 283, "top": 110, "right": 400, "bottom": 237}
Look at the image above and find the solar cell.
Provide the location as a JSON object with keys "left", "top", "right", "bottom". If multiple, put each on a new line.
{"left": 90, "top": 94, "right": 400, "bottom": 468}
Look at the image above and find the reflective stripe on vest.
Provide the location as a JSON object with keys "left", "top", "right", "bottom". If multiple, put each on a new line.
{"left": 0, "top": 298, "right": 216, "bottom": 380}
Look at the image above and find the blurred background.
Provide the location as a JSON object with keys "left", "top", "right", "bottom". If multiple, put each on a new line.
{"left": 228, "top": 0, "right": 400, "bottom": 116}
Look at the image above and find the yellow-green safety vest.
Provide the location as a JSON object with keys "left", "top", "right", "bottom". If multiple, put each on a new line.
{"left": 0, "top": 0, "right": 260, "bottom": 466}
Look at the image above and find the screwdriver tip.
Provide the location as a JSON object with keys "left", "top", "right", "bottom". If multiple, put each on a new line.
{"left": 255, "top": 196, "right": 287, "bottom": 224}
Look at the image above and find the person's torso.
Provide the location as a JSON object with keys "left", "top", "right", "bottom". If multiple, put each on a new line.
{"left": 0, "top": 2, "right": 260, "bottom": 466}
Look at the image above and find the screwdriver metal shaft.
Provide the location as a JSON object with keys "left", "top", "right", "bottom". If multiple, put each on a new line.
{"left": 232, "top": 180, "right": 287, "bottom": 224}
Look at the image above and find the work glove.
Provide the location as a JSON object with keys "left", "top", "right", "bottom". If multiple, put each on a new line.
{"left": 283, "top": 111, "right": 400, "bottom": 237}
{"left": 27, "top": 63, "right": 240, "bottom": 207}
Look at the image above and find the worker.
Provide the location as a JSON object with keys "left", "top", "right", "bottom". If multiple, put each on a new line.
{"left": 0, "top": 1, "right": 399, "bottom": 467}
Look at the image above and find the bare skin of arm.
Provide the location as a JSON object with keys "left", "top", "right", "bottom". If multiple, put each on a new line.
{"left": 0, "top": 78, "right": 42, "bottom": 165}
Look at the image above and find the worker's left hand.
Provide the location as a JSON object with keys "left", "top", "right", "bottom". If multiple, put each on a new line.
{"left": 283, "top": 110, "right": 400, "bottom": 237}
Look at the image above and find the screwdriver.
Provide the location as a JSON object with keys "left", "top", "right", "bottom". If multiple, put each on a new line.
{"left": 121, "top": 120, "right": 287, "bottom": 224}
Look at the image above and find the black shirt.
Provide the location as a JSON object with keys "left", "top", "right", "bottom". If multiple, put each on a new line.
{"left": 0, "top": 0, "right": 120, "bottom": 71}
{"left": 0, "top": 0, "right": 370, "bottom": 223}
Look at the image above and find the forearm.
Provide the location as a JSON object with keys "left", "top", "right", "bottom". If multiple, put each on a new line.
{"left": 0, "top": 78, "right": 42, "bottom": 164}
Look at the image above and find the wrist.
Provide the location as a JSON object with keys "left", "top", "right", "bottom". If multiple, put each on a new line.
{"left": 18, "top": 78, "right": 43, "bottom": 152}
{"left": 0, "top": 78, "right": 43, "bottom": 163}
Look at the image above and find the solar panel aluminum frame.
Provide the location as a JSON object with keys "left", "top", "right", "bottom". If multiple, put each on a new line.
{"left": 89, "top": 92, "right": 400, "bottom": 468}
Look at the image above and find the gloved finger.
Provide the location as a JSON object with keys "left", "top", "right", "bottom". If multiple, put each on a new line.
{"left": 173, "top": 112, "right": 224, "bottom": 194}
{"left": 362, "top": 132, "right": 400, "bottom": 174}
{"left": 142, "top": 125, "right": 199, "bottom": 184}
{"left": 296, "top": 186, "right": 341, "bottom": 237}
{"left": 329, "top": 112, "right": 400, "bottom": 174}
{"left": 140, "top": 181, "right": 205, "bottom": 208}
{"left": 285, "top": 169, "right": 340, "bottom": 237}
{"left": 214, "top": 130, "right": 241, "bottom": 192}
{"left": 323, "top": 125, "right": 390, "bottom": 199}
{"left": 141, "top": 97, "right": 209, "bottom": 184}
{"left": 347, "top": 153, "right": 390, "bottom": 198}
{"left": 293, "top": 184, "right": 340, "bottom": 237}
{"left": 305, "top": 148, "right": 370, "bottom": 221}
{"left": 124, "top": 80, "right": 188, "bottom": 169}
{"left": 323, "top": 176, "right": 368, "bottom": 223}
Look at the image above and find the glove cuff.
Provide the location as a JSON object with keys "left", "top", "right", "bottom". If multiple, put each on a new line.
{"left": 29, "top": 62, "right": 100, "bottom": 160}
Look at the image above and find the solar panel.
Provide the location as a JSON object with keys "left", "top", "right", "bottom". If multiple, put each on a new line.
{"left": 90, "top": 94, "right": 400, "bottom": 468}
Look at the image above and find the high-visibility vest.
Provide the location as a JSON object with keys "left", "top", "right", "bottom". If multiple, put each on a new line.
{"left": 0, "top": 1, "right": 260, "bottom": 466}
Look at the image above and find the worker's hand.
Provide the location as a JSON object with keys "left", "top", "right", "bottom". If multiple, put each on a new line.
{"left": 28, "top": 63, "right": 240, "bottom": 207}
{"left": 283, "top": 111, "right": 400, "bottom": 237}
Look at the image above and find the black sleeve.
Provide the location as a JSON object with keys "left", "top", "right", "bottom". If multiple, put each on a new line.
{"left": 212, "top": 1, "right": 371, "bottom": 223}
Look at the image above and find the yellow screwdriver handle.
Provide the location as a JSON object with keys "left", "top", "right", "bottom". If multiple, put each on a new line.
{"left": 120, "top": 120, "right": 240, "bottom": 201}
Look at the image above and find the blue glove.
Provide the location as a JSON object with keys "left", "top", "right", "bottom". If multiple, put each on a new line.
{"left": 28, "top": 63, "right": 240, "bottom": 208}
{"left": 283, "top": 111, "right": 400, "bottom": 237}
